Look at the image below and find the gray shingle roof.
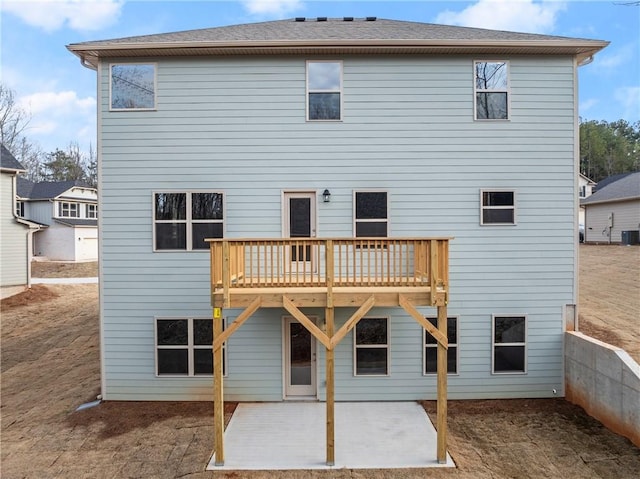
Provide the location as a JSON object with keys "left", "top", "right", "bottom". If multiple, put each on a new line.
{"left": 68, "top": 18, "right": 608, "bottom": 68}
{"left": 17, "top": 178, "right": 94, "bottom": 200}
{"left": 1, "top": 144, "right": 26, "bottom": 172}
{"left": 581, "top": 172, "right": 640, "bottom": 205}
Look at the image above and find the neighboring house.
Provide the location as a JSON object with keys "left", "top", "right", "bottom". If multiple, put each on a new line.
{"left": 0, "top": 145, "right": 42, "bottom": 298}
{"left": 578, "top": 173, "right": 596, "bottom": 242}
{"left": 68, "top": 18, "right": 608, "bottom": 405}
{"left": 16, "top": 178, "right": 98, "bottom": 261}
{"left": 581, "top": 171, "right": 640, "bottom": 244}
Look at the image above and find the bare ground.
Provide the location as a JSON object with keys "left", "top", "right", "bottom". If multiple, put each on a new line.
{"left": 578, "top": 245, "right": 640, "bottom": 363}
{"left": 31, "top": 261, "right": 98, "bottom": 278}
{"left": 1, "top": 246, "right": 639, "bottom": 478}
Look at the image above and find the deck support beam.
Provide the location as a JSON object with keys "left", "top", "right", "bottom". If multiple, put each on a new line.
{"left": 436, "top": 303, "right": 448, "bottom": 464}
{"left": 325, "top": 306, "right": 335, "bottom": 466}
{"left": 282, "top": 296, "right": 332, "bottom": 350}
{"left": 213, "top": 309, "right": 225, "bottom": 466}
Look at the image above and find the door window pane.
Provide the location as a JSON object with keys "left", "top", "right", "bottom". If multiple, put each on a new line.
{"left": 290, "top": 323, "right": 312, "bottom": 385}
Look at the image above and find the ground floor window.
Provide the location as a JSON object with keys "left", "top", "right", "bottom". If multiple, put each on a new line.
{"left": 155, "top": 317, "right": 226, "bottom": 376}
{"left": 424, "top": 316, "right": 458, "bottom": 375}
{"left": 354, "top": 317, "right": 389, "bottom": 375}
{"left": 492, "top": 315, "right": 526, "bottom": 373}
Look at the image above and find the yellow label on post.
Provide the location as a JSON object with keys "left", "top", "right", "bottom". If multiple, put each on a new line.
{"left": 213, "top": 308, "right": 222, "bottom": 319}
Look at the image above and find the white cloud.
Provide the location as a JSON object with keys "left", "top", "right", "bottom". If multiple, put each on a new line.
{"left": 1, "top": 0, "right": 123, "bottom": 32}
{"left": 595, "top": 43, "right": 635, "bottom": 72}
{"left": 435, "top": 0, "right": 567, "bottom": 34}
{"left": 17, "top": 90, "right": 96, "bottom": 151}
{"left": 579, "top": 98, "right": 598, "bottom": 115}
{"left": 614, "top": 86, "right": 640, "bottom": 122}
{"left": 241, "top": 0, "right": 302, "bottom": 16}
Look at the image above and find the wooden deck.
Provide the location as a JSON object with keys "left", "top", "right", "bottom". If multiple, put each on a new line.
{"left": 207, "top": 237, "right": 451, "bottom": 466}
{"left": 209, "top": 238, "right": 450, "bottom": 309}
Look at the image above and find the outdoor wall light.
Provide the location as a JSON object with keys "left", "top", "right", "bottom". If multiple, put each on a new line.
{"left": 322, "top": 189, "right": 331, "bottom": 203}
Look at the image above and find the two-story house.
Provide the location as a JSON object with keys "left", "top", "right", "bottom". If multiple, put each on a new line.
{"left": 68, "top": 18, "right": 607, "bottom": 415}
{"left": 1, "top": 145, "right": 43, "bottom": 297}
{"left": 16, "top": 179, "right": 98, "bottom": 261}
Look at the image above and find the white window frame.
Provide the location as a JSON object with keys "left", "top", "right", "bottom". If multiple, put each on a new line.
{"left": 423, "top": 316, "right": 458, "bottom": 376}
{"left": 492, "top": 314, "right": 527, "bottom": 375}
{"left": 109, "top": 62, "right": 157, "bottom": 111}
{"left": 58, "top": 201, "right": 80, "bottom": 218}
{"left": 152, "top": 191, "right": 225, "bottom": 252}
{"left": 353, "top": 317, "right": 390, "bottom": 377}
{"left": 15, "top": 200, "right": 24, "bottom": 217}
{"left": 86, "top": 203, "right": 98, "bottom": 219}
{"left": 480, "top": 189, "right": 516, "bottom": 225}
{"left": 155, "top": 317, "right": 227, "bottom": 377}
{"left": 474, "top": 60, "right": 510, "bottom": 121}
{"left": 353, "top": 190, "right": 389, "bottom": 238}
{"left": 306, "top": 60, "right": 343, "bottom": 121}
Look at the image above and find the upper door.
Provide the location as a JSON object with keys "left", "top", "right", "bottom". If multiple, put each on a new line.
{"left": 283, "top": 192, "right": 316, "bottom": 273}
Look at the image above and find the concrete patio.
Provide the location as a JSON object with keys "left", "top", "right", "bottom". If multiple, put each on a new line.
{"left": 207, "top": 401, "right": 455, "bottom": 470}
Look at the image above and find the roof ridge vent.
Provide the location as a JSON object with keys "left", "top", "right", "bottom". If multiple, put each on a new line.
{"left": 295, "top": 17, "right": 305, "bottom": 22}
{"left": 366, "top": 16, "right": 377, "bottom": 21}
{"left": 343, "top": 17, "right": 354, "bottom": 22}
{"left": 316, "top": 17, "right": 327, "bottom": 22}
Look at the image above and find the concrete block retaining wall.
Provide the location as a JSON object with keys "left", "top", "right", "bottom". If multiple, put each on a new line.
{"left": 565, "top": 331, "right": 640, "bottom": 446}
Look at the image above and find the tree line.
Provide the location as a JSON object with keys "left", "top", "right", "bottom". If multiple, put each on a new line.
{"left": 580, "top": 118, "right": 639, "bottom": 183}
{"left": 0, "top": 84, "right": 97, "bottom": 187}
{"left": 2, "top": 82, "right": 638, "bottom": 188}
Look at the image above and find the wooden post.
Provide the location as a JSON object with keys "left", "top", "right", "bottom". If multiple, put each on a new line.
{"left": 325, "top": 306, "right": 335, "bottom": 466}
{"left": 213, "top": 309, "right": 225, "bottom": 466}
{"left": 436, "top": 303, "right": 448, "bottom": 464}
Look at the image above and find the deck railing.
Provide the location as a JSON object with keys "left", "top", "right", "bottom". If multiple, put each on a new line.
{"left": 209, "top": 238, "right": 449, "bottom": 293}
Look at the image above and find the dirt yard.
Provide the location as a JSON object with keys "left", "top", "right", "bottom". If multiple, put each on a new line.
{"left": 1, "top": 246, "right": 638, "bottom": 478}
{"left": 578, "top": 245, "right": 640, "bottom": 363}
{"left": 31, "top": 260, "right": 98, "bottom": 278}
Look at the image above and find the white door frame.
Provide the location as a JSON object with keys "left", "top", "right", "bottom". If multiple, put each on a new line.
{"left": 282, "top": 191, "right": 318, "bottom": 273}
{"left": 282, "top": 316, "right": 317, "bottom": 399}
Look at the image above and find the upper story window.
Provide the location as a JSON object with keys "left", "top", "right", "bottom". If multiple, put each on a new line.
{"left": 86, "top": 204, "right": 98, "bottom": 219}
{"left": 354, "top": 191, "right": 388, "bottom": 237}
{"left": 480, "top": 190, "right": 515, "bottom": 225}
{"left": 58, "top": 201, "right": 80, "bottom": 218}
{"left": 154, "top": 192, "right": 223, "bottom": 251}
{"left": 307, "top": 61, "right": 342, "bottom": 121}
{"left": 474, "top": 61, "right": 509, "bottom": 120}
{"left": 110, "top": 63, "right": 156, "bottom": 110}
{"left": 15, "top": 200, "right": 24, "bottom": 217}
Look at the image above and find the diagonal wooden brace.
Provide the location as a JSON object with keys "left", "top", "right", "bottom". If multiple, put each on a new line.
{"left": 329, "top": 295, "right": 376, "bottom": 349}
{"left": 213, "top": 297, "right": 261, "bottom": 352}
{"left": 283, "top": 296, "right": 332, "bottom": 350}
{"left": 399, "top": 294, "right": 448, "bottom": 348}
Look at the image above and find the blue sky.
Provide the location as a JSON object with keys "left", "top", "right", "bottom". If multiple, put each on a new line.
{"left": 1, "top": 0, "right": 638, "bottom": 154}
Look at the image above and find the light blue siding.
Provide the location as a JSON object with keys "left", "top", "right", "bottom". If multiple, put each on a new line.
{"left": 99, "top": 54, "right": 576, "bottom": 401}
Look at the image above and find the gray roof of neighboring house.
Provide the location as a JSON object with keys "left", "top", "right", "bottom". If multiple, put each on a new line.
{"left": 581, "top": 171, "right": 640, "bottom": 206}
{"left": 67, "top": 18, "right": 608, "bottom": 68}
{"left": 593, "top": 172, "right": 633, "bottom": 193}
{"left": 1, "top": 144, "right": 26, "bottom": 172}
{"left": 54, "top": 218, "right": 98, "bottom": 227}
{"left": 17, "top": 177, "right": 94, "bottom": 200}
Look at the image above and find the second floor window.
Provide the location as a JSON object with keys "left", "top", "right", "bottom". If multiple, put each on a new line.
{"left": 481, "top": 190, "right": 515, "bottom": 225}
{"left": 59, "top": 202, "right": 80, "bottom": 218}
{"left": 307, "top": 60, "right": 342, "bottom": 121}
{"left": 111, "top": 63, "right": 156, "bottom": 110}
{"left": 475, "top": 61, "right": 509, "bottom": 120}
{"left": 15, "top": 201, "right": 24, "bottom": 217}
{"left": 154, "top": 192, "right": 223, "bottom": 251}
{"left": 354, "top": 191, "right": 388, "bottom": 237}
{"left": 86, "top": 204, "right": 98, "bottom": 219}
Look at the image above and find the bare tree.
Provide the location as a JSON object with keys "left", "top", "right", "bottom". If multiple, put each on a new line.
{"left": 0, "top": 83, "right": 30, "bottom": 152}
